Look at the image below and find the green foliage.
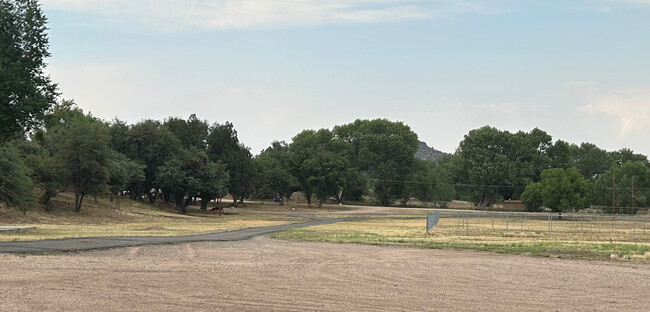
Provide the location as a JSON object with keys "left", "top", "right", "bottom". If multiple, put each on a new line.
{"left": 520, "top": 183, "right": 543, "bottom": 212}
{"left": 571, "top": 142, "right": 612, "bottom": 179}
{"left": 195, "top": 159, "right": 229, "bottom": 210}
{"left": 0, "top": 0, "right": 58, "bottom": 141}
{"left": 609, "top": 148, "right": 648, "bottom": 167}
{"left": 431, "top": 157, "right": 456, "bottom": 203}
{"left": 333, "top": 119, "right": 419, "bottom": 206}
{"left": 108, "top": 118, "right": 130, "bottom": 154}
{"left": 253, "top": 141, "right": 299, "bottom": 204}
{"left": 455, "top": 126, "right": 552, "bottom": 209}
{"left": 400, "top": 158, "right": 456, "bottom": 207}
{"left": 207, "top": 122, "right": 255, "bottom": 203}
{"left": 55, "top": 115, "right": 111, "bottom": 213}
{"left": 163, "top": 114, "right": 209, "bottom": 149}
{"left": 107, "top": 151, "right": 145, "bottom": 199}
{"left": 288, "top": 128, "right": 365, "bottom": 206}
{"left": 546, "top": 140, "right": 572, "bottom": 169}
{"left": 593, "top": 161, "right": 650, "bottom": 211}
{"left": 125, "top": 120, "right": 181, "bottom": 203}
{"left": 156, "top": 147, "right": 228, "bottom": 212}
{"left": 21, "top": 140, "right": 64, "bottom": 208}
{"left": 401, "top": 159, "right": 435, "bottom": 205}
{"left": 521, "top": 168, "right": 591, "bottom": 212}
{"left": 0, "top": 143, "right": 34, "bottom": 211}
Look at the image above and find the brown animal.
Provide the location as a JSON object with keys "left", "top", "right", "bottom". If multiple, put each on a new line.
{"left": 209, "top": 206, "right": 223, "bottom": 216}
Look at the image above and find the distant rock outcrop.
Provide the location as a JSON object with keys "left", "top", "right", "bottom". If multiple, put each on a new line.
{"left": 415, "top": 141, "right": 451, "bottom": 162}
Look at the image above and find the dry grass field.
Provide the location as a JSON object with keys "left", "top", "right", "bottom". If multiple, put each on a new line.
{"left": 0, "top": 192, "right": 302, "bottom": 242}
{"left": 272, "top": 214, "right": 650, "bottom": 261}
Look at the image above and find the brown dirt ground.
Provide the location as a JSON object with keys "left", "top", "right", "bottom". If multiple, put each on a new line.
{"left": 1, "top": 238, "right": 649, "bottom": 312}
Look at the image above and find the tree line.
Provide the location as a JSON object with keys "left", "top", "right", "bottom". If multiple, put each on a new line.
{"left": 2, "top": 0, "right": 649, "bottom": 214}
{"left": 1, "top": 99, "right": 455, "bottom": 213}
{"left": 454, "top": 126, "right": 650, "bottom": 212}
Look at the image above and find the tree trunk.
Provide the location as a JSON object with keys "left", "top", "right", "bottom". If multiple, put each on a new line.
{"left": 200, "top": 200, "right": 209, "bottom": 211}
{"left": 318, "top": 197, "right": 323, "bottom": 208}
{"left": 476, "top": 193, "right": 491, "bottom": 210}
{"left": 74, "top": 192, "right": 85, "bottom": 213}
{"left": 110, "top": 194, "right": 114, "bottom": 202}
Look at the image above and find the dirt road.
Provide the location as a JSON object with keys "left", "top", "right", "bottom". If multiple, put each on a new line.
{"left": 1, "top": 237, "right": 648, "bottom": 311}
{"left": 0, "top": 218, "right": 343, "bottom": 253}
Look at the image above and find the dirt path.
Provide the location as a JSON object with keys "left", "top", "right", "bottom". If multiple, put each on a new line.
{"left": 0, "top": 218, "right": 342, "bottom": 253}
{"left": 1, "top": 237, "right": 648, "bottom": 312}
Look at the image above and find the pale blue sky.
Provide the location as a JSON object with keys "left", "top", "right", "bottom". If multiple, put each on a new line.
{"left": 41, "top": 0, "right": 650, "bottom": 156}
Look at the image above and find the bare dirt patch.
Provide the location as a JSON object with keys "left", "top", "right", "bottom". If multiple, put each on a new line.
{"left": 0, "top": 238, "right": 648, "bottom": 312}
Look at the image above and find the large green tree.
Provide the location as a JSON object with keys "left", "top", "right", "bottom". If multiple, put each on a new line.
{"left": 0, "top": 0, "right": 58, "bottom": 141}
{"left": 594, "top": 161, "right": 650, "bottom": 212}
{"left": 454, "top": 126, "right": 553, "bottom": 209}
{"left": 521, "top": 168, "right": 591, "bottom": 212}
{"left": 156, "top": 147, "right": 228, "bottom": 213}
{"left": 253, "top": 141, "right": 299, "bottom": 205}
{"left": 55, "top": 116, "right": 111, "bottom": 213}
{"left": 571, "top": 142, "right": 612, "bottom": 180}
{"left": 207, "top": 122, "right": 255, "bottom": 205}
{"left": 163, "top": 114, "right": 209, "bottom": 150}
{"left": 332, "top": 119, "right": 418, "bottom": 206}
{"left": 125, "top": 120, "right": 181, "bottom": 203}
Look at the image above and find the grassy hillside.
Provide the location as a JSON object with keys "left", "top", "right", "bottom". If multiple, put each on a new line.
{"left": 0, "top": 192, "right": 301, "bottom": 242}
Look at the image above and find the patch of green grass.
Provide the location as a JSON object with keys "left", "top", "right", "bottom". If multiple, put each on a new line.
{"left": 271, "top": 227, "right": 650, "bottom": 261}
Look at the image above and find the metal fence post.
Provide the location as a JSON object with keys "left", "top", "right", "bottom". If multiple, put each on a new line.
{"left": 633, "top": 217, "right": 636, "bottom": 241}
{"left": 590, "top": 217, "right": 593, "bottom": 241}
{"left": 547, "top": 216, "right": 551, "bottom": 239}
{"left": 506, "top": 215, "right": 509, "bottom": 236}
{"left": 611, "top": 216, "right": 614, "bottom": 242}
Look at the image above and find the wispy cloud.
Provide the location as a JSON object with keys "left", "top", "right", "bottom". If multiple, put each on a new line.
{"left": 584, "top": 90, "right": 650, "bottom": 138}
{"left": 42, "top": 0, "right": 436, "bottom": 30}
{"left": 569, "top": 82, "right": 650, "bottom": 138}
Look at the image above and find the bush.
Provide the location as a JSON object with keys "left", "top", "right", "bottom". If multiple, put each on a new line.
{"left": 0, "top": 144, "right": 35, "bottom": 211}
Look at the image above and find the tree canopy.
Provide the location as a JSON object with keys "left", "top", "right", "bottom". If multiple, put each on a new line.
{"left": 0, "top": 0, "right": 58, "bottom": 141}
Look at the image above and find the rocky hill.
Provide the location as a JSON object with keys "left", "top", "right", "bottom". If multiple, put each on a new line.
{"left": 415, "top": 141, "right": 451, "bottom": 162}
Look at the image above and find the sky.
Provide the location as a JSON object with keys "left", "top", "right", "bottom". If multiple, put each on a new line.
{"left": 40, "top": 0, "right": 650, "bottom": 156}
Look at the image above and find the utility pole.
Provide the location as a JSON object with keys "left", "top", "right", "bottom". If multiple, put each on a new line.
{"left": 612, "top": 168, "right": 616, "bottom": 215}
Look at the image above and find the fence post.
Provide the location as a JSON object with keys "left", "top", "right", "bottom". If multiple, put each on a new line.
{"left": 611, "top": 215, "right": 614, "bottom": 242}
{"left": 547, "top": 216, "right": 551, "bottom": 239}
{"left": 491, "top": 216, "right": 494, "bottom": 231}
{"left": 506, "top": 215, "right": 509, "bottom": 236}
{"left": 633, "top": 217, "right": 636, "bottom": 241}
{"left": 466, "top": 215, "right": 469, "bottom": 236}
{"left": 590, "top": 217, "right": 593, "bottom": 241}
